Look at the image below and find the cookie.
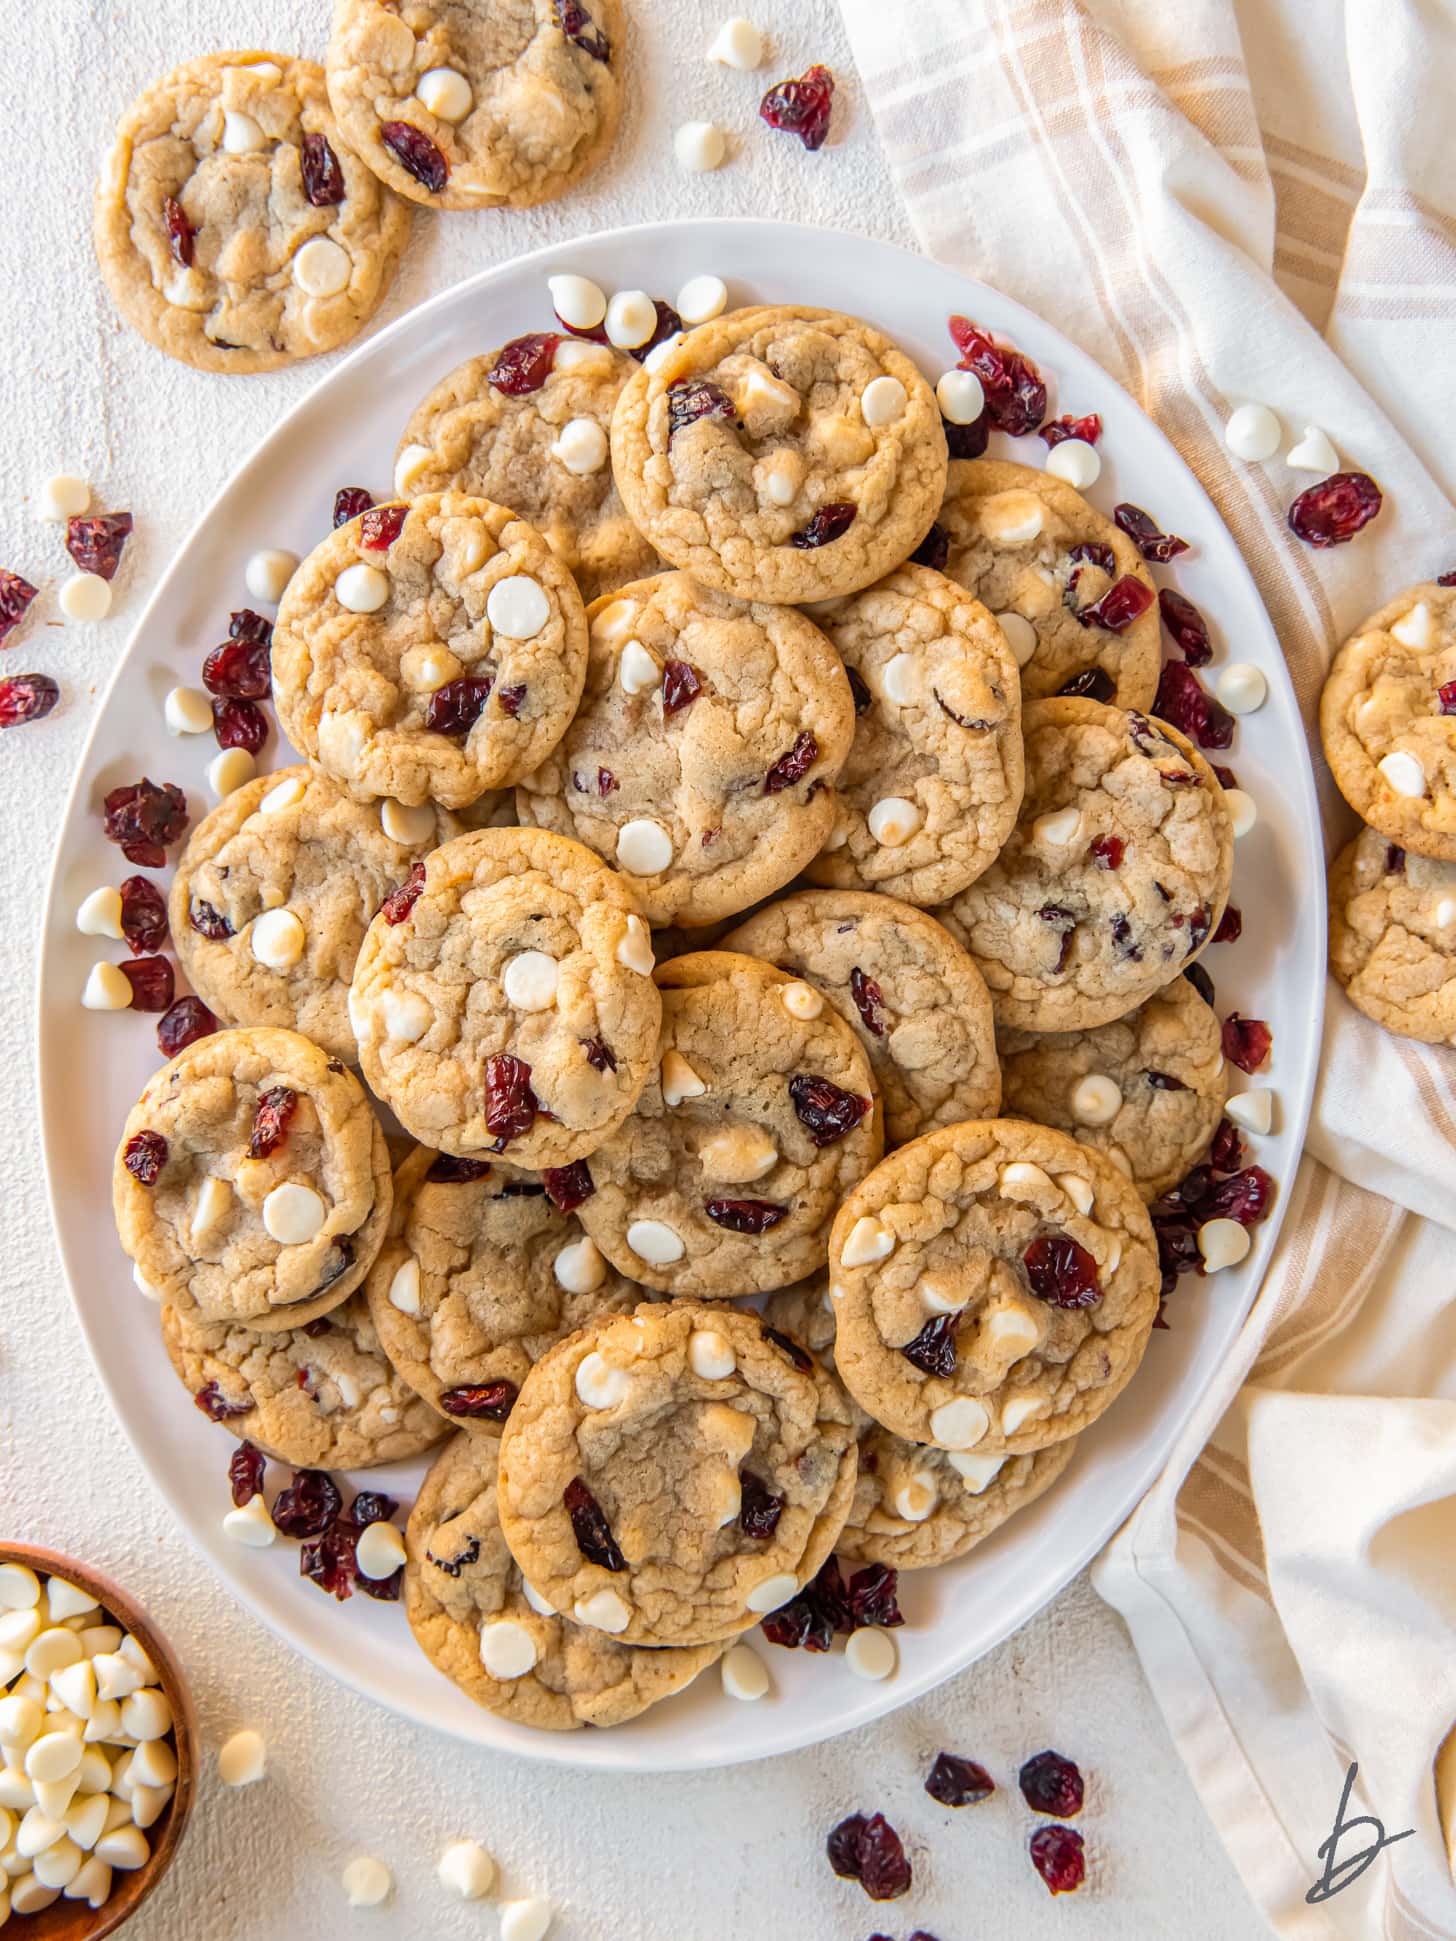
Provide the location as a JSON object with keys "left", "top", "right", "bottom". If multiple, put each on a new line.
{"left": 801, "top": 564, "right": 1023, "bottom": 905}
{"left": 406, "top": 1431, "right": 719, "bottom": 1732}
{"left": 1319, "top": 584, "right": 1456, "bottom": 861}
{"left": 365, "top": 1146, "right": 644, "bottom": 1426}
{"left": 938, "top": 699, "right": 1234, "bottom": 1032}
{"left": 160, "top": 1290, "right": 445, "bottom": 1469}
{"left": 723, "top": 890, "right": 1000, "bottom": 1149}
{"left": 574, "top": 950, "right": 883, "bottom": 1298}
{"left": 935, "top": 459, "right": 1160, "bottom": 707}
{"left": 272, "top": 492, "right": 588, "bottom": 811}
{"left": 999, "top": 976, "right": 1228, "bottom": 1203}
{"left": 514, "top": 571, "right": 856, "bottom": 926}
{"left": 609, "top": 305, "right": 948, "bottom": 604}
{"left": 395, "top": 337, "right": 658, "bottom": 603}
{"left": 828, "top": 1119, "right": 1160, "bottom": 1455}
{"left": 114, "top": 1027, "right": 392, "bottom": 1331}
{"left": 94, "top": 52, "right": 409, "bottom": 374}
{"left": 495, "top": 1301, "right": 858, "bottom": 1648}
{"left": 169, "top": 765, "right": 455, "bottom": 1064}
{"left": 350, "top": 828, "right": 661, "bottom": 1168}
{"left": 326, "top": 0, "right": 624, "bottom": 211}
{"left": 1328, "top": 823, "right": 1456, "bottom": 1044}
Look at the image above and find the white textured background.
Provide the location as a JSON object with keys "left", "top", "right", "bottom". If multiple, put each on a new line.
{"left": 0, "top": 2, "right": 1265, "bottom": 1935}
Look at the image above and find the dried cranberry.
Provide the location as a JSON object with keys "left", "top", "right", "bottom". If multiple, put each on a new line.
{"left": 65, "top": 512, "right": 133, "bottom": 582}
{"left": 765, "top": 731, "right": 819, "bottom": 793}
{"left": 1288, "top": 471, "right": 1382, "bottom": 548}
{"left": 429, "top": 1536, "right": 480, "bottom": 1578}
{"left": 426, "top": 1153, "right": 491, "bottom": 1183}
{"left": 704, "top": 1198, "right": 788, "bottom": 1233}
{"left": 899, "top": 1312, "right": 959, "bottom": 1377}
{"left": 333, "top": 486, "right": 374, "bottom": 528}
{"left": 424, "top": 676, "right": 494, "bottom": 735}
{"left": 228, "top": 1442, "right": 266, "bottom": 1506}
{"left": 1384, "top": 843, "right": 1407, "bottom": 874}
{"left": 123, "top": 1130, "right": 167, "bottom": 1184}
{"left": 1075, "top": 574, "right": 1154, "bottom": 633}
{"left": 762, "top": 1555, "right": 850, "bottom": 1649}
{"left": 300, "top": 131, "right": 345, "bottom": 206}
{"left": 302, "top": 1317, "right": 332, "bottom": 1339}
{"left": 497, "top": 683, "right": 526, "bottom": 718}
{"left": 157, "top": 995, "right": 217, "bottom": 1056}
{"left": 1089, "top": 834, "right": 1124, "bottom": 870}
{"left": 580, "top": 1037, "right": 616, "bottom": 1073}
{"left": 381, "top": 860, "right": 427, "bottom": 923}
{"left": 554, "top": 0, "right": 612, "bottom": 60}
{"left": 380, "top": 120, "right": 449, "bottom": 191}
{"left": 739, "top": 1472, "right": 785, "bottom": 1539}
{"left": 272, "top": 1469, "right": 343, "bottom": 1540}
{"left": 1157, "top": 586, "right": 1212, "bottom": 665}
{"left": 1020, "top": 1749, "right": 1085, "bottom": 1816}
{"left": 789, "top": 1073, "right": 870, "bottom": 1145}
{"left": 1029, "top": 1824, "right": 1085, "bottom": 1895}
{"left": 194, "top": 1380, "right": 249, "bottom": 1422}
{"left": 484, "top": 1053, "right": 538, "bottom": 1143}
{"left": 759, "top": 62, "right": 835, "bottom": 150}
{"left": 790, "top": 503, "right": 856, "bottom": 550}
{"left": 542, "top": 1160, "right": 594, "bottom": 1212}
{"left": 948, "top": 315, "right": 1047, "bottom": 436}
{"left": 360, "top": 504, "right": 408, "bottom": 551}
{"left": 631, "top": 299, "right": 683, "bottom": 364}
{"left": 1110, "top": 913, "right": 1139, "bottom": 961}
{"left": 1114, "top": 501, "right": 1189, "bottom": 562}
{"left": 1154, "top": 659, "right": 1235, "bottom": 750}
{"left": 103, "top": 778, "right": 188, "bottom": 867}
{"left": 1198, "top": 1165, "right": 1273, "bottom": 1227}
{"left": 661, "top": 659, "right": 703, "bottom": 714}
{"left": 202, "top": 637, "right": 271, "bottom": 700}
{"left": 1058, "top": 667, "right": 1116, "bottom": 702}
{"left": 1184, "top": 961, "right": 1216, "bottom": 1006}
{"left": 486, "top": 333, "right": 561, "bottom": 396}
{"left": 1145, "top": 1069, "right": 1188, "bottom": 1091}
{"left": 118, "top": 875, "right": 168, "bottom": 953}
{"left": 945, "top": 415, "right": 991, "bottom": 459}
{"left": 348, "top": 1491, "right": 396, "bottom": 1530}
{"left": 1039, "top": 413, "right": 1101, "bottom": 447}
{"left": 1440, "top": 569, "right": 1456, "bottom": 587}
{"left": 249, "top": 1086, "right": 298, "bottom": 1159}
{"left": 1037, "top": 904, "right": 1076, "bottom": 973}
{"left": 1222, "top": 1013, "right": 1272, "bottom": 1072}
{"left": 596, "top": 766, "right": 618, "bottom": 795}
{"left": 925, "top": 1752, "right": 995, "bottom": 1806}
{"left": 762, "top": 1326, "right": 813, "bottom": 1372}
{"left": 911, "top": 522, "right": 950, "bottom": 571}
{"left": 231, "top": 607, "right": 273, "bottom": 644}
{"left": 667, "top": 379, "right": 739, "bottom": 438}
{"left": 1438, "top": 681, "right": 1456, "bottom": 716}
{"left": 354, "top": 1557, "right": 403, "bottom": 1603}
{"left": 847, "top": 1562, "right": 903, "bottom": 1628}
{"left": 120, "top": 956, "right": 174, "bottom": 1012}
{"left": 0, "top": 572, "right": 39, "bottom": 648}
{"left": 1068, "top": 541, "right": 1116, "bottom": 575}
{"left": 189, "top": 899, "right": 233, "bottom": 940}
{"left": 440, "top": 1382, "right": 517, "bottom": 1421}
{"left": 300, "top": 1525, "right": 357, "bottom": 1601}
{"left": 849, "top": 967, "right": 887, "bottom": 1036}
{"left": 564, "top": 1476, "right": 625, "bottom": 1571}
{"left": 826, "top": 1812, "right": 912, "bottom": 1902}
{"left": 163, "top": 195, "right": 194, "bottom": 267}
{"left": 1213, "top": 903, "right": 1242, "bottom": 944}
{"left": 212, "top": 697, "right": 268, "bottom": 753}
{"left": 1208, "top": 1117, "right": 1244, "bottom": 1173}
{"left": 1023, "top": 1234, "right": 1101, "bottom": 1309}
{"left": 1213, "top": 764, "right": 1239, "bottom": 790}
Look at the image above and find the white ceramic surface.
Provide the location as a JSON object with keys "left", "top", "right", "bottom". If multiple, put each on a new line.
{"left": 37, "top": 218, "right": 1324, "bottom": 1774}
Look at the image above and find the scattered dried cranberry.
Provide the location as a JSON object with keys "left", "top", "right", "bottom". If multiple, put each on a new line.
{"left": 1208, "top": 1117, "right": 1244, "bottom": 1173}
{"left": 195, "top": 1380, "right": 250, "bottom": 1422}
{"left": 1020, "top": 1749, "right": 1085, "bottom": 1816}
{"left": 1029, "top": 1824, "right": 1085, "bottom": 1895}
{"left": 188, "top": 898, "right": 233, "bottom": 940}
{"left": 789, "top": 1073, "right": 870, "bottom": 1145}
{"left": 120, "top": 956, "right": 174, "bottom": 1012}
{"left": 580, "top": 1037, "right": 616, "bottom": 1073}
{"left": 0, "top": 572, "right": 39, "bottom": 648}
{"left": 229, "top": 1443, "right": 266, "bottom": 1505}
{"left": 1158, "top": 586, "right": 1212, "bottom": 665}
{"left": 1089, "top": 834, "right": 1124, "bottom": 870}
{"left": 65, "top": 513, "right": 133, "bottom": 582}
{"left": 900, "top": 1312, "right": 959, "bottom": 1377}
{"left": 1040, "top": 413, "right": 1101, "bottom": 447}
{"left": 849, "top": 966, "right": 887, "bottom": 1036}
{"left": 103, "top": 779, "right": 188, "bottom": 867}
{"left": 826, "top": 1812, "right": 912, "bottom": 1902}
{"left": 554, "top": 0, "right": 612, "bottom": 60}
{"left": 484, "top": 1053, "right": 538, "bottom": 1143}
{"left": 1222, "top": 1012, "right": 1272, "bottom": 1072}
{"left": 1213, "top": 903, "right": 1242, "bottom": 944}
{"left": 1437, "top": 681, "right": 1456, "bottom": 716}
{"left": 595, "top": 766, "right": 618, "bottom": 795}
{"left": 272, "top": 1469, "right": 343, "bottom": 1540}
{"left": 425, "top": 676, "right": 494, "bottom": 736}
{"left": 380, "top": 120, "right": 449, "bottom": 191}
{"left": 163, "top": 195, "right": 194, "bottom": 267}
{"left": 1145, "top": 1069, "right": 1189, "bottom": 1091}
{"left": 846, "top": 1562, "right": 903, "bottom": 1628}
{"left": 360, "top": 504, "right": 408, "bottom": 551}
{"left": 945, "top": 414, "right": 991, "bottom": 459}
{"left": 1075, "top": 574, "right": 1154, "bottom": 633}
{"left": 631, "top": 299, "right": 683, "bottom": 363}
{"left": 949, "top": 316, "right": 1047, "bottom": 436}
{"left": 842, "top": 666, "right": 873, "bottom": 717}
{"left": 118, "top": 875, "right": 168, "bottom": 953}
{"left": 350, "top": 1491, "right": 397, "bottom": 1529}
{"left": 1058, "top": 667, "right": 1116, "bottom": 701}
{"left": 157, "top": 994, "right": 217, "bottom": 1056}
{"left": 1185, "top": 960, "right": 1216, "bottom": 1006}
{"left": 1439, "top": 569, "right": 1456, "bottom": 587}
{"left": 212, "top": 697, "right": 268, "bottom": 753}
{"left": 486, "top": 333, "right": 561, "bottom": 396}
{"left": 762, "top": 1325, "right": 813, "bottom": 1372}
{"left": 302, "top": 1317, "right": 332, "bottom": 1339}
{"left": 1288, "top": 471, "right": 1382, "bottom": 548}
{"left": 1213, "top": 764, "right": 1239, "bottom": 790}
{"left": 765, "top": 731, "right": 819, "bottom": 793}
{"left": 704, "top": 1198, "right": 788, "bottom": 1233}
{"left": 1200, "top": 1165, "right": 1274, "bottom": 1226}
{"left": 300, "top": 1524, "right": 357, "bottom": 1601}
{"left": 300, "top": 131, "right": 345, "bottom": 206}
{"left": 250, "top": 1086, "right": 298, "bottom": 1159}
{"left": 661, "top": 659, "right": 703, "bottom": 715}
{"left": 1024, "top": 1234, "right": 1101, "bottom": 1308}
{"left": 497, "top": 683, "right": 526, "bottom": 718}
{"left": 759, "top": 62, "right": 835, "bottom": 150}
{"left": 925, "top": 1751, "right": 995, "bottom": 1806}
{"left": 123, "top": 1130, "right": 167, "bottom": 1185}
{"left": 1114, "top": 501, "right": 1189, "bottom": 562}
{"left": 202, "top": 636, "right": 271, "bottom": 700}
{"left": 542, "top": 1160, "right": 594, "bottom": 1212}
{"left": 911, "top": 522, "right": 950, "bottom": 571}
{"left": 1154, "top": 659, "right": 1234, "bottom": 750}
{"left": 381, "top": 860, "right": 427, "bottom": 923}
{"left": 333, "top": 486, "right": 374, "bottom": 527}
{"left": 428, "top": 1536, "right": 480, "bottom": 1578}
{"left": 790, "top": 503, "right": 856, "bottom": 549}
{"left": 564, "top": 1476, "right": 625, "bottom": 1571}
{"left": 739, "top": 1472, "right": 785, "bottom": 1539}
{"left": 667, "top": 378, "right": 739, "bottom": 438}
{"left": 762, "top": 1555, "right": 850, "bottom": 1649}
{"left": 426, "top": 1153, "right": 491, "bottom": 1183}
{"left": 440, "top": 1382, "right": 518, "bottom": 1421}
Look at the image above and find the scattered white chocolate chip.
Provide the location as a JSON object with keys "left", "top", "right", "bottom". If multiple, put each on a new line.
{"left": 616, "top": 914, "right": 654, "bottom": 976}
{"left": 1071, "top": 1073, "right": 1121, "bottom": 1126}
{"left": 355, "top": 1523, "right": 406, "bottom": 1582}
{"left": 867, "top": 797, "right": 924, "bottom": 847}
{"left": 552, "top": 338, "right": 613, "bottom": 375}
{"left": 262, "top": 774, "right": 307, "bottom": 815}
{"left": 936, "top": 369, "right": 984, "bottom": 425}
{"left": 39, "top": 475, "right": 89, "bottom": 523}
{"left": 841, "top": 1216, "right": 894, "bottom": 1268}
{"left": 341, "top": 1856, "right": 392, "bottom": 1908}
{"left": 487, "top": 574, "right": 550, "bottom": 639}
{"left": 573, "top": 1589, "right": 630, "bottom": 1634}
{"left": 1224, "top": 1090, "right": 1273, "bottom": 1136}
{"left": 1033, "top": 806, "right": 1084, "bottom": 847}
{"left": 388, "top": 1256, "right": 421, "bottom": 1318}
{"left": 164, "top": 685, "right": 213, "bottom": 736}
{"left": 394, "top": 442, "right": 433, "bottom": 497}
{"left": 1045, "top": 438, "right": 1100, "bottom": 489}
{"left": 500, "top": 1897, "right": 554, "bottom": 1941}
{"left": 438, "top": 1839, "right": 495, "bottom": 1901}
{"left": 720, "top": 1642, "right": 770, "bottom": 1701}
{"left": 618, "top": 638, "right": 659, "bottom": 696}
{"left": 207, "top": 747, "right": 256, "bottom": 799}
{"left": 222, "top": 109, "right": 266, "bottom": 153}
{"left": 1224, "top": 788, "right": 1257, "bottom": 838}
{"left": 549, "top": 417, "right": 609, "bottom": 475}
{"left": 244, "top": 548, "right": 298, "bottom": 605}
{"left": 548, "top": 272, "right": 607, "bottom": 332}
{"left": 334, "top": 562, "right": 389, "bottom": 614}
{"left": 1057, "top": 1173, "right": 1095, "bottom": 1217}
{"left": 861, "top": 375, "right": 907, "bottom": 428}
{"left": 707, "top": 15, "right": 763, "bottom": 66}
{"left": 218, "top": 1729, "right": 267, "bottom": 1787}
{"left": 674, "top": 120, "right": 726, "bottom": 172}
{"left": 893, "top": 1473, "right": 937, "bottom": 1522}
{"left": 626, "top": 1219, "right": 684, "bottom": 1266}
{"left": 929, "top": 1397, "right": 989, "bottom": 1449}
{"left": 379, "top": 797, "right": 433, "bottom": 846}
{"left": 1286, "top": 425, "right": 1339, "bottom": 473}
{"left": 59, "top": 574, "right": 111, "bottom": 623}
{"left": 1216, "top": 663, "right": 1267, "bottom": 715}
{"left": 605, "top": 289, "right": 658, "bottom": 350}
{"left": 222, "top": 1495, "right": 276, "bottom": 1548}
{"left": 845, "top": 1627, "right": 898, "bottom": 1681}
{"left": 293, "top": 236, "right": 352, "bottom": 299}
{"left": 502, "top": 949, "right": 559, "bottom": 1012}
{"left": 643, "top": 331, "right": 686, "bottom": 374}
{"left": 688, "top": 1330, "right": 736, "bottom": 1380}
{"left": 1224, "top": 402, "right": 1281, "bottom": 462}
{"left": 745, "top": 1573, "right": 798, "bottom": 1615}
{"left": 617, "top": 818, "right": 673, "bottom": 875}
{"left": 1198, "top": 1217, "right": 1251, "bottom": 1271}
{"left": 1390, "top": 603, "right": 1435, "bottom": 651}
{"left": 660, "top": 1049, "right": 706, "bottom": 1106}
{"left": 948, "top": 1450, "right": 1006, "bottom": 1492}
{"left": 261, "top": 1182, "right": 327, "bottom": 1246}
{"left": 1000, "top": 1394, "right": 1045, "bottom": 1436}
{"left": 81, "top": 963, "right": 132, "bottom": 1012}
{"left": 418, "top": 65, "right": 473, "bottom": 120}
{"left": 980, "top": 491, "right": 1044, "bottom": 546}
{"left": 880, "top": 651, "right": 921, "bottom": 706}
{"left": 76, "top": 887, "right": 124, "bottom": 940}
{"left": 781, "top": 979, "right": 823, "bottom": 1020}
{"left": 575, "top": 1351, "right": 629, "bottom": 1410}
{"left": 250, "top": 907, "right": 305, "bottom": 972}
{"left": 677, "top": 273, "right": 728, "bottom": 324}
{"left": 998, "top": 1160, "right": 1056, "bottom": 1199}
{"left": 478, "top": 1618, "right": 538, "bottom": 1681}
{"left": 1378, "top": 749, "right": 1427, "bottom": 798}
{"left": 996, "top": 610, "right": 1038, "bottom": 668}
{"left": 553, "top": 1235, "right": 605, "bottom": 1295}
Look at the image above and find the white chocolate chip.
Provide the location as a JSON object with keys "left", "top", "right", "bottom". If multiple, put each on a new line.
{"left": 520, "top": 1581, "right": 555, "bottom": 1617}
{"left": 244, "top": 548, "right": 298, "bottom": 605}
{"left": 261, "top": 1182, "right": 326, "bottom": 1246}
{"left": 500, "top": 1897, "right": 554, "bottom": 1941}
{"left": 552, "top": 338, "right": 613, "bottom": 375}
{"left": 75, "top": 888, "right": 124, "bottom": 940}
{"left": 781, "top": 979, "right": 823, "bottom": 1020}
{"left": 487, "top": 574, "right": 550, "bottom": 639}
{"left": 438, "top": 1840, "right": 496, "bottom": 1901}
{"left": 1225, "top": 402, "right": 1281, "bottom": 461}
{"left": 1224, "top": 788, "right": 1257, "bottom": 838}
{"left": 575, "top": 1351, "right": 629, "bottom": 1410}
{"left": 674, "top": 120, "right": 726, "bottom": 171}
{"left": 39, "top": 474, "right": 89, "bottom": 522}
{"left": 1378, "top": 749, "right": 1427, "bottom": 798}
{"left": 90, "top": 1653, "right": 139, "bottom": 1701}
{"left": 119, "top": 1689, "right": 170, "bottom": 1742}
{"left": 548, "top": 273, "right": 607, "bottom": 331}
{"left": 980, "top": 490, "right": 1045, "bottom": 546}
{"left": 394, "top": 442, "right": 434, "bottom": 497}
{"left": 222, "top": 109, "right": 266, "bottom": 153}
{"left": 132, "top": 1264, "right": 161, "bottom": 1301}
{"left": 378, "top": 988, "right": 431, "bottom": 1042}
{"left": 618, "top": 638, "right": 659, "bottom": 695}
{"left": 549, "top": 417, "right": 609, "bottom": 475}
{"left": 616, "top": 914, "right": 654, "bottom": 976}
{"left": 604, "top": 289, "right": 657, "bottom": 349}
{"left": 1046, "top": 438, "right": 1101, "bottom": 488}
{"left": 1071, "top": 1073, "right": 1121, "bottom": 1126}
{"left": 1287, "top": 425, "right": 1339, "bottom": 473}
{"left": 573, "top": 1589, "right": 630, "bottom": 1634}
{"left": 219, "top": 1728, "right": 267, "bottom": 1789}
{"left": 660, "top": 1050, "right": 706, "bottom": 1106}
{"left": 553, "top": 1236, "right": 605, "bottom": 1295}
{"left": 0, "top": 1568, "right": 41, "bottom": 1611}
{"left": 918, "top": 1275, "right": 962, "bottom": 1316}
{"left": 879, "top": 651, "right": 922, "bottom": 707}
{"left": 861, "top": 375, "right": 908, "bottom": 427}
{"left": 1056, "top": 1173, "right": 1095, "bottom": 1216}
{"left": 984, "top": 1305, "right": 1042, "bottom": 1356}
{"left": 222, "top": 1496, "right": 276, "bottom": 1548}
{"left": 1216, "top": 663, "right": 1267, "bottom": 715}
{"left": 707, "top": 15, "right": 763, "bottom": 66}
{"left": 643, "top": 332, "right": 686, "bottom": 374}
{"left": 867, "top": 796, "right": 924, "bottom": 847}
{"left": 893, "top": 1473, "right": 937, "bottom": 1522}
{"left": 698, "top": 1125, "right": 778, "bottom": 1183}
{"left": 47, "top": 1582, "right": 95, "bottom": 1627}
{"left": 1032, "top": 806, "right": 1084, "bottom": 846}
{"left": 250, "top": 907, "right": 305, "bottom": 972}
{"left": 1438, "top": 898, "right": 1456, "bottom": 929}
{"left": 503, "top": 950, "right": 559, "bottom": 1012}
{"left": 11, "top": 1876, "right": 61, "bottom": 1914}
{"left": 387, "top": 1255, "right": 421, "bottom": 1316}
{"left": 260, "top": 774, "right": 306, "bottom": 816}
{"left": 688, "top": 1330, "right": 736, "bottom": 1380}
{"left": 380, "top": 797, "right": 434, "bottom": 845}
{"left": 936, "top": 368, "right": 984, "bottom": 424}
{"left": 720, "top": 1642, "right": 770, "bottom": 1701}
{"left": 1198, "top": 1217, "right": 1251, "bottom": 1271}
{"left": 59, "top": 573, "right": 111, "bottom": 622}
{"left": 745, "top": 1573, "right": 798, "bottom": 1615}
{"left": 334, "top": 562, "right": 389, "bottom": 614}
{"left": 1000, "top": 1394, "right": 1045, "bottom": 1436}
{"left": 736, "top": 365, "right": 800, "bottom": 424}
{"left": 163, "top": 685, "right": 213, "bottom": 736}
{"left": 207, "top": 747, "right": 255, "bottom": 799}
{"left": 354, "top": 1523, "right": 406, "bottom": 1581}
{"left": 617, "top": 818, "right": 673, "bottom": 875}
{"left": 190, "top": 1174, "right": 232, "bottom": 1246}
{"left": 841, "top": 1216, "right": 894, "bottom": 1268}
{"left": 996, "top": 610, "right": 1038, "bottom": 667}
{"left": 930, "top": 1397, "right": 990, "bottom": 1449}
{"left": 418, "top": 65, "right": 473, "bottom": 120}
{"left": 81, "top": 963, "right": 131, "bottom": 1012}
{"left": 1391, "top": 602, "right": 1435, "bottom": 650}
{"left": 758, "top": 454, "right": 801, "bottom": 507}
{"left": 997, "top": 1160, "right": 1056, "bottom": 1199}
{"left": 400, "top": 642, "right": 459, "bottom": 691}
{"left": 845, "top": 1627, "right": 898, "bottom": 1681}
{"left": 341, "top": 1856, "right": 392, "bottom": 1908}
{"left": 676, "top": 273, "right": 728, "bottom": 323}
{"left": 626, "top": 1219, "right": 684, "bottom": 1266}
{"left": 24, "top": 1736, "right": 81, "bottom": 1787}
{"left": 65, "top": 1792, "right": 109, "bottom": 1849}
{"left": 26, "top": 1632, "right": 80, "bottom": 1686}
{"left": 128, "top": 1739, "right": 175, "bottom": 1791}
{"left": 948, "top": 1450, "right": 1006, "bottom": 1492}
{"left": 292, "top": 236, "right": 351, "bottom": 299}
{"left": 131, "top": 1785, "right": 173, "bottom": 1832}
{"left": 1224, "top": 1090, "right": 1273, "bottom": 1135}
{"left": 0, "top": 1697, "right": 42, "bottom": 1747}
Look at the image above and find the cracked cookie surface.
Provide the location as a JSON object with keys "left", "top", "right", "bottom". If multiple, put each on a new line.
{"left": 610, "top": 306, "right": 948, "bottom": 604}
{"left": 94, "top": 51, "right": 410, "bottom": 374}
{"left": 516, "top": 571, "right": 855, "bottom": 926}
{"left": 496, "top": 1301, "right": 858, "bottom": 1647}
{"left": 1328, "top": 823, "right": 1456, "bottom": 1044}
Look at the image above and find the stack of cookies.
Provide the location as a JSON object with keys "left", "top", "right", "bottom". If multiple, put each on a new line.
{"left": 112, "top": 300, "right": 1247, "bottom": 1732}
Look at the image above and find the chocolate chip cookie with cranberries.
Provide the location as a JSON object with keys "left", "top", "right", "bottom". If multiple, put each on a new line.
{"left": 94, "top": 52, "right": 410, "bottom": 374}
{"left": 407, "top": 1430, "right": 721, "bottom": 1730}
{"left": 272, "top": 492, "right": 588, "bottom": 811}
{"left": 350, "top": 828, "right": 661, "bottom": 1168}
{"left": 1328, "top": 822, "right": 1456, "bottom": 1044}
{"left": 114, "top": 1026, "right": 393, "bottom": 1331}
{"left": 829, "top": 1119, "right": 1160, "bottom": 1455}
{"left": 326, "top": 0, "right": 625, "bottom": 211}
{"left": 938, "top": 698, "right": 1234, "bottom": 1033}
{"left": 574, "top": 950, "right": 883, "bottom": 1297}
{"left": 495, "top": 1301, "right": 858, "bottom": 1647}
{"left": 364, "top": 1147, "right": 643, "bottom": 1428}
{"left": 515, "top": 570, "right": 856, "bottom": 926}
{"left": 936, "top": 458, "right": 1161, "bottom": 706}
{"left": 610, "top": 305, "right": 948, "bottom": 603}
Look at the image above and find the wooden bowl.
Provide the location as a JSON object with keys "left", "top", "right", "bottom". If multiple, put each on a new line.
{"left": 0, "top": 1544, "right": 198, "bottom": 1938}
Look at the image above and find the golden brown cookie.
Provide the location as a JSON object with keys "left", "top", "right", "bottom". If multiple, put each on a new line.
{"left": 1328, "top": 822, "right": 1456, "bottom": 1044}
